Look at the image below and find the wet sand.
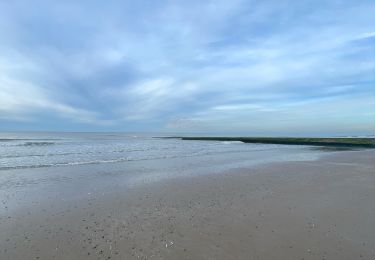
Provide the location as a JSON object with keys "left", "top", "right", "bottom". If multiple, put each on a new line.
{"left": 1, "top": 150, "right": 375, "bottom": 259}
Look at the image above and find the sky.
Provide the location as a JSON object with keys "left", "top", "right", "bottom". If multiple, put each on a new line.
{"left": 0, "top": 0, "right": 374, "bottom": 135}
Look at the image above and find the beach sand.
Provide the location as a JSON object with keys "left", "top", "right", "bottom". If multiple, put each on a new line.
{"left": 1, "top": 150, "right": 374, "bottom": 259}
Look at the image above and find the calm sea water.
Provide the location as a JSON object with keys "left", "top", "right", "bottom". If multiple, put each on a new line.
{"left": 0, "top": 132, "right": 323, "bottom": 172}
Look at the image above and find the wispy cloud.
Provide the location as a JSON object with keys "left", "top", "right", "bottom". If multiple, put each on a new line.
{"left": 0, "top": 75, "right": 103, "bottom": 124}
{"left": 0, "top": 0, "right": 374, "bottom": 134}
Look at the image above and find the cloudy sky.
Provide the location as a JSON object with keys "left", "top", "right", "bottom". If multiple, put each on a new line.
{"left": 0, "top": 0, "right": 374, "bottom": 135}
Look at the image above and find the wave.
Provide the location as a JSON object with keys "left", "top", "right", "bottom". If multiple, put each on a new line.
{"left": 0, "top": 157, "right": 144, "bottom": 170}
{"left": 0, "top": 148, "right": 148, "bottom": 159}
{"left": 0, "top": 138, "right": 60, "bottom": 142}
{"left": 0, "top": 139, "right": 18, "bottom": 142}
{"left": 0, "top": 153, "right": 187, "bottom": 170}
{"left": 0, "top": 152, "right": 78, "bottom": 159}
{"left": 221, "top": 141, "right": 244, "bottom": 145}
{"left": 19, "top": 142, "right": 56, "bottom": 146}
{"left": 0, "top": 146, "right": 181, "bottom": 159}
{"left": 0, "top": 146, "right": 282, "bottom": 171}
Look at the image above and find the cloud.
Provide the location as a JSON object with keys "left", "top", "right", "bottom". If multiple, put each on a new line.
{"left": 0, "top": 0, "right": 374, "bottom": 133}
{"left": 0, "top": 74, "right": 104, "bottom": 124}
{"left": 116, "top": 77, "right": 199, "bottom": 120}
{"left": 167, "top": 94, "right": 375, "bottom": 135}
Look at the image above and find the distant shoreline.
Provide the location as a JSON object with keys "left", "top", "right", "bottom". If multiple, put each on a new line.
{"left": 165, "top": 137, "right": 375, "bottom": 148}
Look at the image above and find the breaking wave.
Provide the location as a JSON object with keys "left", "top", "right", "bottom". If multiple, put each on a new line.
{"left": 19, "top": 142, "right": 56, "bottom": 146}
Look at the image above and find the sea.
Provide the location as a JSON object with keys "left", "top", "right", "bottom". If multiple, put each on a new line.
{"left": 0, "top": 132, "right": 323, "bottom": 173}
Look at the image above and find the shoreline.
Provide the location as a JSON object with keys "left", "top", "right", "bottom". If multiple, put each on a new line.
{"left": 1, "top": 149, "right": 374, "bottom": 259}
{"left": 165, "top": 136, "right": 375, "bottom": 149}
